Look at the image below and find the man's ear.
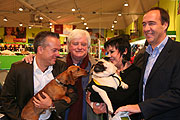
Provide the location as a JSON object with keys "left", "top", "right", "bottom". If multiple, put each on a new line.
{"left": 37, "top": 46, "right": 43, "bottom": 54}
{"left": 163, "top": 22, "right": 168, "bottom": 31}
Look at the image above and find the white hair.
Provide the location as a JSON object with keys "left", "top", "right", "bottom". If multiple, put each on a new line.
{"left": 67, "top": 29, "right": 91, "bottom": 49}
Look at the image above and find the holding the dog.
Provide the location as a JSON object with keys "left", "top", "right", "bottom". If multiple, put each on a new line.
{"left": 86, "top": 36, "right": 141, "bottom": 120}
{"left": 19, "top": 29, "right": 101, "bottom": 120}
{"left": 0, "top": 31, "right": 78, "bottom": 120}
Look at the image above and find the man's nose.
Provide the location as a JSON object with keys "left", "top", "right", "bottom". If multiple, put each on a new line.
{"left": 77, "top": 44, "right": 82, "bottom": 49}
{"left": 143, "top": 24, "right": 150, "bottom": 32}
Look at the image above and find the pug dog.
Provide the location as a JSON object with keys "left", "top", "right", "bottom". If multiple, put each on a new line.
{"left": 87, "top": 59, "right": 128, "bottom": 119}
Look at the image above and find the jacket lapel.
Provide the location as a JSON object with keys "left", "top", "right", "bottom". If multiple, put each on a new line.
{"left": 139, "top": 51, "right": 149, "bottom": 100}
{"left": 146, "top": 38, "right": 173, "bottom": 85}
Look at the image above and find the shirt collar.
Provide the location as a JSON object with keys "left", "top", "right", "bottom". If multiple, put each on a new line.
{"left": 146, "top": 36, "right": 168, "bottom": 55}
{"left": 33, "top": 57, "right": 53, "bottom": 73}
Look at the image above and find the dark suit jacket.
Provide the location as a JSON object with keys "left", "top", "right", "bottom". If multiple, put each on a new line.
{"left": 138, "top": 38, "right": 180, "bottom": 120}
{"left": 0, "top": 59, "right": 78, "bottom": 120}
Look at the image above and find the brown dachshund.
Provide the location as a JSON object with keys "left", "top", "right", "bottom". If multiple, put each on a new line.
{"left": 21, "top": 66, "right": 88, "bottom": 120}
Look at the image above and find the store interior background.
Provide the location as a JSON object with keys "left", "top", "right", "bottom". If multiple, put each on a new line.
{"left": 0, "top": 0, "right": 180, "bottom": 73}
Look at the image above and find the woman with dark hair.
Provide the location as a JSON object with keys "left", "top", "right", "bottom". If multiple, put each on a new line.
{"left": 87, "top": 36, "right": 141, "bottom": 120}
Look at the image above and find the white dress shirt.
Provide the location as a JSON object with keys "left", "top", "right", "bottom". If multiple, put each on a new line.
{"left": 142, "top": 36, "right": 168, "bottom": 101}
{"left": 33, "top": 57, "right": 54, "bottom": 120}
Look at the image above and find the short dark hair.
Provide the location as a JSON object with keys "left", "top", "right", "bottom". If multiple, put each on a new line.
{"left": 33, "top": 31, "right": 59, "bottom": 53}
{"left": 104, "top": 35, "right": 131, "bottom": 63}
{"left": 146, "top": 7, "right": 170, "bottom": 31}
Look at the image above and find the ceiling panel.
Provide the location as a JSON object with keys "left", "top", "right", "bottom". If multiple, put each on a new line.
{"left": 0, "top": 0, "right": 159, "bottom": 29}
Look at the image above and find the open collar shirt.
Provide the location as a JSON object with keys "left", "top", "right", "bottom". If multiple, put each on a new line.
{"left": 33, "top": 57, "right": 54, "bottom": 120}
{"left": 142, "top": 36, "right": 168, "bottom": 101}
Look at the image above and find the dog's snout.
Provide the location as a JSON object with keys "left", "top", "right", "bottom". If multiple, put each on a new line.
{"left": 104, "top": 57, "right": 110, "bottom": 61}
{"left": 94, "top": 62, "right": 106, "bottom": 73}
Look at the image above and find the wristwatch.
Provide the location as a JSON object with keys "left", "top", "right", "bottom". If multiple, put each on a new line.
{"left": 49, "top": 103, "right": 56, "bottom": 111}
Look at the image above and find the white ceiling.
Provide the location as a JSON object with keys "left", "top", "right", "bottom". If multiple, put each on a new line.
{"left": 0, "top": 0, "right": 158, "bottom": 29}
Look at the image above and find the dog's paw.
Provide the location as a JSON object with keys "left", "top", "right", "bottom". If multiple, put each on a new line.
{"left": 121, "top": 82, "right": 128, "bottom": 89}
{"left": 108, "top": 106, "right": 114, "bottom": 115}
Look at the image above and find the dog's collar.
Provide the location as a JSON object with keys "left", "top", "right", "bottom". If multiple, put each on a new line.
{"left": 92, "top": 78, "right": 101, "bottom": 85}
{"left": 55, "top": 78, "right": 68, "bottom": 87}
{"left": 110, "top": 73, "right": 122, "bottom": 86}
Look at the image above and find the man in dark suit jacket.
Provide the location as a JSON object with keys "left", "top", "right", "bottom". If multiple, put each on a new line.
{"left": 114, "top": 7, "right": 180, "bottom": 120}
{"left": 0, "top": 31, "right": 77, "bottom": 120}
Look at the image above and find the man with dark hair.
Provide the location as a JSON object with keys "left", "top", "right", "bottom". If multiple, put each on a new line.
{"left": 0, "top": 31, "right": 77, "bottom": 120}
{"left": 115, "top": 7, "right": 180, "bottom": 120}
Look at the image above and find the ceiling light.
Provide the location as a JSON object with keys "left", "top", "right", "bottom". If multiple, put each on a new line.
{"left": 111, "top": 28, "right": 114, "bottom": 31}
{"left": 114, "top": 20, "right": 117, "bottom": 24}
{"left": 84, "top": 22, "right": 87, "bottom": 25}
{"left": 86, "top": 27, "right": 89, "bottom": 29}
{"left": 118, "top": 13, "right": 122, "bottom": 16}
{"left": 19, "top": 23, "right": 23, "bottom": 26}
{"left": 28, "top": 26, "right": 32, "bottom": 29}
{"left": 3, "top": 17, "right": 8, "bottom": 22}
{"left": 72, "top": 8, "right": 76, "bottom": 12}
{"left": 81, "top": 17, "right": 85, "bottom": 20}
{"left": 112, "top": 25, "right": 114, "bottom": 28}
{"left": 40, "top": 16, "right": 43, "bottom": 20}
{"left": 50, "top": 26, "right": 52, "bottom": 28}
{"left": 57, "top": 16, "right": 61, "bottom": 18}
{"left": 124, "top": 1, "right": 128, "bottom": 6}
{"left": 19, "top": 7, "right": 24, "bottom": 11}
{"left": 49, "top": 22, "right": 53, "bottom": 25}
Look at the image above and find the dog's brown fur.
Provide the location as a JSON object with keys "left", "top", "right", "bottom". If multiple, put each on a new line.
{"left": 21, "top": 66, "right": 88, "bottom": 120}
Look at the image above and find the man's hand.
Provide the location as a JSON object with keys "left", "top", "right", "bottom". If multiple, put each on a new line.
{"left": 114, "top": 104, "right": 141, "bottom": 115}
{"left": 86, "top": 91, "right": 107, "bottom": 114}
{"left": 33, "top": 92, "right": 52, "bottom": 109}
{"left": 22, "top": 54, "right": 35, "bottom": 64}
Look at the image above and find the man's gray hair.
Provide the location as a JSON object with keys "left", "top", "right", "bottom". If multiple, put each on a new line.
{"left": 67, "top": 29, "right": 91, "bottom": 49}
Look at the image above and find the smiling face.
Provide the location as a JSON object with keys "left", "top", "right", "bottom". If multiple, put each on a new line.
{"left": 142, "top": 10, "right": 168, "bottom": 49}
{"left": 105, "top": 45, "right": 123, "bottom": 69}
{"left": 68, "top": 35, "right": 88, "bottom": 64}
{"left": 38, "top": 36, "right": 61, "bottom": 68}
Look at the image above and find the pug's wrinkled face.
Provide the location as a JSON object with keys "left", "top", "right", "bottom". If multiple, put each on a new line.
{"left": 92, "top": 59, "right": 117, "bottom": 77}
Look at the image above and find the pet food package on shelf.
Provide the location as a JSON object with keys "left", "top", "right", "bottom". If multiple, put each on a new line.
{"left": 111, "top": 111, "right": 131, "bottom": 120}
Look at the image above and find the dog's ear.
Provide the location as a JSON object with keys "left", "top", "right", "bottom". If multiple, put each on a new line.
{"left": 68, "top": 71, "right": 76, "bottom": 85}
{"left": 104, "top": 57, "right": 110, "bottom": 61}
{"left": 91, "top": 64, "right": 95, "bottom": 69}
